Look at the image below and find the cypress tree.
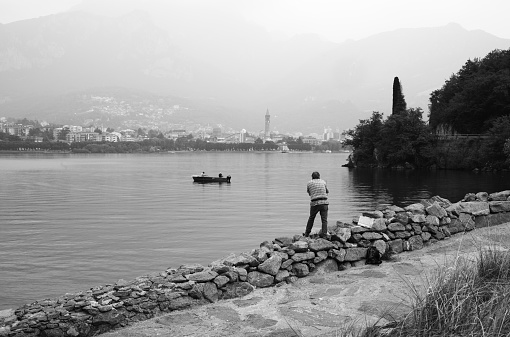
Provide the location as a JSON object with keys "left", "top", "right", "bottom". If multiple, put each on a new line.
{"left": 392, "top": 77, "right": 407, "bottom": 115}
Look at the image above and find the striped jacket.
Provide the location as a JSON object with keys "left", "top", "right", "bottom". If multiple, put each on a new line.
{"left": 307, "top": 179, "right": 329, "bottom": 206}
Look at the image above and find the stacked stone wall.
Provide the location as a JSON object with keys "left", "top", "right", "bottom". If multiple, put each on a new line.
{"left": 1, "top": 190, "right": 510, "bottom": 337}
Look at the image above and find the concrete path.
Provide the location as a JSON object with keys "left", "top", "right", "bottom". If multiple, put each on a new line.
{"left": 101, "top": 223, "right": 510, "bottom": 337}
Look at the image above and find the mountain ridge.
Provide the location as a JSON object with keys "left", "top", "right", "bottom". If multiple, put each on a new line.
{"left": 0, "top": 9, "right": 509, "bottom": 133}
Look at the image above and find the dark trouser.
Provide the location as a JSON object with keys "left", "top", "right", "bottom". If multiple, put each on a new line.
{"left": 305, "top": 204, "right": 328, "bottom": 236}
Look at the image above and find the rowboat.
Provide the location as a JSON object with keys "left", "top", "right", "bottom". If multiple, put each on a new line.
{"left": 192, "top": 175, "right": 231, "bottom": 183}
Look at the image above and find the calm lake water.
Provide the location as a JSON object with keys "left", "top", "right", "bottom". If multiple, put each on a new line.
{"left": 1, "top": 152, "right": 509, "bottom": 310}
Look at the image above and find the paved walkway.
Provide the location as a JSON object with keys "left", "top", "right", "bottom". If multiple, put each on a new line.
{"left": 101, "top": 223, "right": 510, "bottom": 337}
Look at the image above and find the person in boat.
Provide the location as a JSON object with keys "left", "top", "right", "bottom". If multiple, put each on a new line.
{"left": 303, "top": 171, "right": 329, "bottom": 238}
{"left": 201, "top": 171, "right": 206, "bottom": 176}
{"left": 219, "top": 173, "right": 223, "bottom": 178}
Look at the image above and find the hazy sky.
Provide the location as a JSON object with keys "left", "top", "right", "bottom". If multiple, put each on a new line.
{"left": 0, "top": 0, "right": 509, "bottom": 42}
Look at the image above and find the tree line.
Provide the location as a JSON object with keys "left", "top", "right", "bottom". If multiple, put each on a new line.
{"left": 344, "top": 49, "right": 510, "bottom": 171}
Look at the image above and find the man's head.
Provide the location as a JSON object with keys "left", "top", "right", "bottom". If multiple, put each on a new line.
{"left": 311, "top": 171, "right": 320, "bottom": 179}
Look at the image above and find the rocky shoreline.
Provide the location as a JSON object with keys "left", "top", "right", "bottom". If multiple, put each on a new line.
{"left": 1, "top": 190, "right": 510, "bottom": 337}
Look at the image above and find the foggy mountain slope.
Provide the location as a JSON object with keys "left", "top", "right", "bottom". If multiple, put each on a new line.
{"left": 257, "top": 23, "right": 510, "bottom": 130}
{"left": 0, "top": 10, "right": 253, "bottom": 103}
{"left": 1, "top": 4, "right": 509, "bottom": 133}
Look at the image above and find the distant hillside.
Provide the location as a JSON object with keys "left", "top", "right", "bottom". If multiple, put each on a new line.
{"left": 0, "top": 7, "right": 509, "bottom": 133}
{"left": 257, "top": 23, "right": 510, "bottom": 130}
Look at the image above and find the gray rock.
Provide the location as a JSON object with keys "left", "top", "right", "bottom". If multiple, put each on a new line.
{"left": 185, "top": 270, "right": 218, "bottom": 283}
{"left": 388, "top": 239, "right": 403, "bottom": 254}
{"left": 395, "top": 231, "right": 411, "bottom": 239}
{"left": 362, "top": 232, "right": 383, "bottom": 240}
{"left": 344, "top": 248, "right": 368, "bottom": 262}
{"left": 459, "top": 201, "right": 490, "bottom": 216}
{"left": 411, "top": 224, "right": 422, "bottom": 234}
{"left": 427, "top": 196, "right": 452, "bottom": 208}
{"left": 421, "top": 232, "right": 432, "bottom": 241}
{"left": 463, "top": 193, "right": 476, "bottom": 201}
{"left": 247, "top": 271, "right": 274, "bottom": 288}
{"left": 260, "top": 240, "right": 274, "bottom": 251}
{"left": 460, "top": 213, "right": 475, "bottom": 231}
{"left": 289, "top": 241, "right": 309, "bottom": 252}
{"left": 91, "top": 309, "right": 125, "bottom": 326}
{"left": 311, "top": 258, "right": 339, "bottom": 275}
{"left": 405, "top": 203, "right": 426, "bottom": 214}
{"left": 220, "top": 282, "right": 254, "bottom": 299}
{"left": 281, "top": 259, "right": 294, "bottom": 269}
{"left": 292, "top": 263, "right": 310, "bottom": 277}
{"left": 387, "top": 223, "right": 405, "bottom": 232}
{"left": 489, "top": 201, "right": 510, "bottom": 213}
{"left": 426, "top": 202, "right": 448, "bottom": 218}
{"left": 202, "top": 282, "right": 219, "bottom": 302}
{"left": 236, "top": 268, "right": 248, "bottom": 281}
{"left": 167, "top": 274, "right": 188, "bottom": 283}
{"left": 252, "top": 249, "right": 268, "bottom": 263}
{"left": 314, "top": 250, "right": 328, "bottom": 264}
{"left": 408, "top": 235, "right": 424, "bottom": 250}
{"left": 329, "top": 248, "right": 346, "bottom": 262}
{"left": 386, "top": 205, "right": 405, "bottom": 212}
{"left": 371, "top": 218, "right": 387, "bottom": 231}
{"left": 213, "top": 275, "right": 230, "bottom": 288}
{"left": 352, "top": 260, "right": 366, "bottom": 267}
{"left": 476, "top": 192, "right": 489, "bottom": 201}
{"left": 351, "top": 226, "right": 370, "bottom": 234}
{"left": 291, "top": 252, "right": 315, "bottom": 262}
{"left": 275, "top": 270, "right": 290, "bottom": 283}
{"left": 178, "top": 263, "right": 205, "bottom": 275}
{"left": 257, "top": 255, "right": 283, "bottom": 276}
{"left": 222, "top": 253, "right": 258, "bottom": 267}
{"left": 425, "top": 215, "right": 440, "bottom": 226}
{"left": 309, "top": 238, "right": 335, "bottom": 252}
{"left": 410, "top": 214, "right": 426, "bottom": 223}
{"left": 330, "top": 227, "right": 351, "bottom": 243}
{"left": 445, "top": 202, "right": 462, "bottom": 217}
{"left": 489, "top": 190, "right": 510, "bottom": 201}
{"left": 373, "top": 240, "right": 386, "bottom": 255}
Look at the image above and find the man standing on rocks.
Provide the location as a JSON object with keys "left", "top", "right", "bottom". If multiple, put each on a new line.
{"left": 304, "top": 171, "right": 329, "bottom": 237}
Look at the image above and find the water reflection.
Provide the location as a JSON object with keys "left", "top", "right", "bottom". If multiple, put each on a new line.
{"left": 347, "top": 168, "right": 510, "bottom": 207}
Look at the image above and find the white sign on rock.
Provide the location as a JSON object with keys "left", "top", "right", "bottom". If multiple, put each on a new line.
{"left": 358, "top": 215, "right": 374, "bottom": 228}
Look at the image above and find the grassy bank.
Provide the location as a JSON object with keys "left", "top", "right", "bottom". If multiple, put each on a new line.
{"left": 339, "top": 247, "right": 510, "bottom": 337}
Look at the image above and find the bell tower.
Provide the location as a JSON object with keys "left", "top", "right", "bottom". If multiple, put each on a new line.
{"left": 264, "top": 108, "right": 270, "bottom": 141}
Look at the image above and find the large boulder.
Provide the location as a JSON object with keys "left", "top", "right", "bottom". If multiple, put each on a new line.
{"left": 426, "top": 202, "right": 448, "bottom": 218}
{"left": 202, "top": 282, "right": 219, "bottom": 302}
{"left": 371, "top": 218, "right": 387, "bottom": 231}
{"left": 489, "top": 201, "right": 510, "bottom": 213}
{"left": 309, "top": 238, "right": 335, "bottom": 252}
{"left": 247, "top": 271, "right": 274, "bottom": 288}
{"left": 344, "top": 248, "right": 368, "bottom": 262}
{"left": 388, "top": 239, "right": 403, "bottom": 254}
{"left": 289, "top": 241, "right": 309, "bottom": 253}
{"left": 459, "top": 202, "right": 490, "bottom": 216}
{"left": 257, "top": 254, "right": 282, "bottom": 276}
{"left": 311, "top": 258, "right": 339, "bottom": 275}
{"left": 489, "top": 190, "right": 510, "bottom": 201}
{"left": 405, "top": 203, "right": 426, "bottom": 214}
{"left": 291, "top": 252, "right": 315, "bottom": 262}
{"left": 292, "top": 263, "right": 310, "bottom": 277}
{"left": 408, "top": 235, "right": 424, "bottom": 250}
{"left": 220, "top": 282, "right": 254, "bottom": 299}
{"left": 185, "top": 270, "right": 218, "bottom": 283}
